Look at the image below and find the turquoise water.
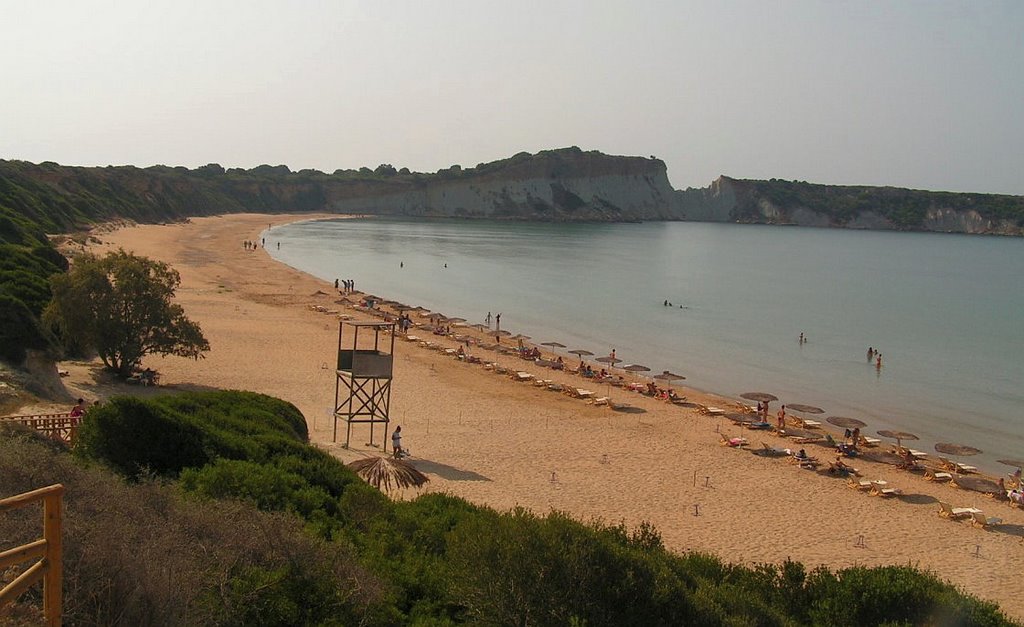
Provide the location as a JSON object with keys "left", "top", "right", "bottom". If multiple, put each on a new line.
{"left": 267, "top": 218, "right": 1024, "bottom": 472}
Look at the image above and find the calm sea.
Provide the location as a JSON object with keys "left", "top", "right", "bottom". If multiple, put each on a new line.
{"left": 267, "top": 218, "right": 1024, "bottom": 472}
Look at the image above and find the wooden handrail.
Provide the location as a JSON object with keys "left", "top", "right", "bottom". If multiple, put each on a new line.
{"left": 0, "top": 415, "right": 79, "bottom": 445}
{"left": 0, "top": 484, "right": 64, "bottom": 626}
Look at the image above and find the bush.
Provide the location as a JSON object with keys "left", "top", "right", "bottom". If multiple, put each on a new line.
{"left": 75, "top": 396, "right": 210, "bottom": 479}
{"left": 0, "top": 424, "right": 389, "bottom": 626}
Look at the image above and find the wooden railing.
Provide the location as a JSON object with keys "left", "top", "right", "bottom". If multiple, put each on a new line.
{"left": 0, "top": 413, "right": 78, "bottom": 444}
{"left": 0, "top": 484, "right": 64, "bottom": 626}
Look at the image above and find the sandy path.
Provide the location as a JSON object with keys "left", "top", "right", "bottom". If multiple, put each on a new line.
{"left": 72, "top": 214, "right": 1024, "bottom": 620}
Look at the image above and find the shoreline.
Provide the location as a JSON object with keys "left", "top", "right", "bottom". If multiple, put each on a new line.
{"left": 63, "top": 213, "right": 1024, "bottom": 620}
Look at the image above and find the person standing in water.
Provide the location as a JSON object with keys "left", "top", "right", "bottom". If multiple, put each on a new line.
{"left": 485, "top": 312, "right": 492, "bottom": 327}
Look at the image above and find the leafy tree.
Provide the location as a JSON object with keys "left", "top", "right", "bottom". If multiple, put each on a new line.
{"left": 44, "top": 249, "right": 209, "bottom": 376}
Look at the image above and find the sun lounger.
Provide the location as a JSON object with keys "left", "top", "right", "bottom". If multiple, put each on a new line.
{"left": 564, "top": 388, "right": 594, "bottom": 399}
{"left": 591, "top": 396, "right": 610, "bottom": 406}
{"left": 704, "top": 406, "right": 726, "bottom": 416}
{"left": 847, "top": 477, "right": 872, "bottom": 491}
{"left": 795, "top": 418, "right": 822, "bottom": 429}
{"left": 859, "top": 436, "right": 881, "bottom": 447}
{"left": 744, "top": 421, "right": 772, "bottom": 430}
{"left": 790, "top": 454, "right": 820, "bottom": 469}
{"left": 937, "top": 502, "right": 979, "bottom": 520}
{"left": 970, "top": 511, "right": 1002, "bottom": 529}
{"left": 829, "top": 462, "right": 859, "bottom": 476}
{"left": 719, "top": 433, "right": 748, "bottom": 447}
{"left": 870, "top": 482, "right": 902, "bottom": 498}
{"left": 512, "top": 371, "right": 534, "bottom": 382}
{"left": 924, "top": 468, "right": 953, "bottom": 482}
{"left": 547, "top": 383, "right": 564, "bottom": 392}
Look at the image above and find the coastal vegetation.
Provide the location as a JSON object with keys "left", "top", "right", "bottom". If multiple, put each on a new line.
{"left": 43, "top": 250, "right": 209, "bottom": 377}
{"left": 2, "top": 391, "right": 1012, "bottom": 625}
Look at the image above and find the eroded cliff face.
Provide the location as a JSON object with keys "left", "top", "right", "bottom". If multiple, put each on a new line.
{"left": 3, "top": 151, "right": 1021, "bottom": 234}
{"left": 675, "top": 176, "right": 1024, "bottom": 235}
{"left": 324, "top": 170, "right": 681, "bottom": 221}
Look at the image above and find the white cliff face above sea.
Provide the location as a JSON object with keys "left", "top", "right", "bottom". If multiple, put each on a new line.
{"left": 2, "top": 148, "right": 1021, "bottom": 235}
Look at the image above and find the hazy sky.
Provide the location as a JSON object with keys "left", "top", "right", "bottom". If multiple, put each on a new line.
{"left": 2, "top": 1, "right": 1022, "bottom": 194}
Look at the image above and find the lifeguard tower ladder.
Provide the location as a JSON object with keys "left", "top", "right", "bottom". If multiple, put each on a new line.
{"left": 334, "top": 320, "right": 396, "bottom": 449}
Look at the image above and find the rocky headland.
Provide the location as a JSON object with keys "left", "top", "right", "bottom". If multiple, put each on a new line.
{"left": 2, "top": 147, "right": 1022, "bottom": 235}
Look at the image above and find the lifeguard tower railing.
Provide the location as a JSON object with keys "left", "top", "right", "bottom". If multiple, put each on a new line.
{"left": 334, "top": 320, "right": 396, "bottom": 448}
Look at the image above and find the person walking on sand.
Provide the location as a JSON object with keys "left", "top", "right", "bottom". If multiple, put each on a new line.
{"left": 777, "top": 405, "right": 786, "bottom": 431}
{"left": 391, "top": 425, "right": 404, "bottom": 458}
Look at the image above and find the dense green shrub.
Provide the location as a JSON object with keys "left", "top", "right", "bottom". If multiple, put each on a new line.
{"left": 75, "top": 396, "right": 210, "bottom": 479}
{"left": 0, "top": 424, "right": 389, "bottom": 626}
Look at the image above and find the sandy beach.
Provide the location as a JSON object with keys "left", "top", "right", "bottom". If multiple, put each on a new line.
{"left": 56, "top": 214, "right": 1024, "bottom": 620}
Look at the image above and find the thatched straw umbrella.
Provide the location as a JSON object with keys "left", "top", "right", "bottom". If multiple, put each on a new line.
{"left": 347, "top": 456, "right": 429, "bottom": 493}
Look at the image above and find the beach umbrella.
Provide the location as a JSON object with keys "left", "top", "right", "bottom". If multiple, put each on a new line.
{"left": 334, "top": 297, "right": 354, "bottom": 305}
{"left": 541, "top": 341, "right": 566, "bottom": 349}
{"left": 725, "top": 412, "right": 754, "bottom": 423}
{"left": 446, "top": 317, "right": 467, "bottom": 324}
{"left": 596, "top": 356, "right": 622, "bottom": 366}
{"left": 877, "top": 429, "right": 919, "bottom": 447}
{"left": 935, "top": 442, "right": 982, "bottom": 457}
{"left": 951, "top": 475, "right": 1002, "bottom": 495}
{"left": 470, "top": 323, "right": 488, "bottom": 331}
{"left": 997, "top": 459, "right": 1024, "bottom": 469}
{"left": 347, "top": 456, "right": 430, "bottom": 493}
{"left": 787, "top": 403, "right": 824, "bottom": 414}
{"left": 827, "top": 416, "right": 868, "bottom": 429}
{"left": 622, "top": 364, "right": 651, "bottom": 373}
{"left": 653, "top": 370, "right": 686, "bottom": 381}
{"left": 783, "top": 427, "right": 823, "bottom": 441}
{"left": 859, "top": 449, "right": 906, "bottom": 467}
{"left": 495, "top": 329, "right": 512, "bottom": 336}
{"left": 511, "top": 334, "right": 531, "bottom": 341}
{"left": 740, "top": 392, "right": 778, "bottom": 403}
{"left": 569, "top": 349, "right": 594, "bottom": 357}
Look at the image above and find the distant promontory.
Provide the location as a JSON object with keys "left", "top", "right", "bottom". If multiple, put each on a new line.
{"left": 2, "top": 147, "right": 1022, "bottom": 236}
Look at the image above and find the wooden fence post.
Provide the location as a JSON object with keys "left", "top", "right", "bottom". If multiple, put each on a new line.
{"left": 43, "top": 487, "right": 63, "bottom": 627}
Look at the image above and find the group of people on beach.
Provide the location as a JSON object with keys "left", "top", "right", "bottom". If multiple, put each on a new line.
{"left": 335, "top": 278, "right": 355, "bottom": 293}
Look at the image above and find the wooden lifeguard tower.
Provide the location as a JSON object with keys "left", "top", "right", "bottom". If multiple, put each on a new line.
{"left": 334, "top": 319, "right": 397, "bottom": 449}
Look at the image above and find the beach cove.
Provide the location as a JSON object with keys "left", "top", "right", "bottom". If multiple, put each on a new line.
{"left": 78, "top": 214, "right": 1024, "bottom": 620}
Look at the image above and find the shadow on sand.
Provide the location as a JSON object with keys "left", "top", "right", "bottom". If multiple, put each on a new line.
{"left": 896, "top": 493, "right": 939, "bottom": 506}
{"left": 612, "top": 405, "right": 646, "bottom": 414}
{"left": 412, "top": 458, "right": 490, "bottom": 482}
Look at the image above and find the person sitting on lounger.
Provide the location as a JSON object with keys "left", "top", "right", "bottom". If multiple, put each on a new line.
{"left": 795, "top": 449, "right": 810, "bottom": 461}
{"left": 831, "top": 456, "right": 853, "bottom": 475}
{"left": 456, "top": 345, "right": 466, "bottom": 358}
